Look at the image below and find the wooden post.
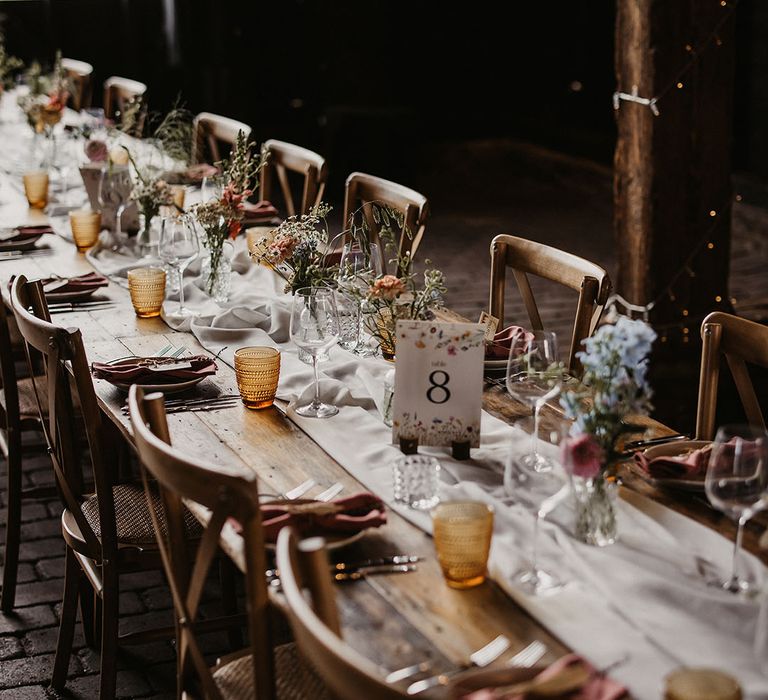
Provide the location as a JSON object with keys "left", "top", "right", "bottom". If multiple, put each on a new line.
{"left": 614, "top": 0, "right": 737, "bottom": 428}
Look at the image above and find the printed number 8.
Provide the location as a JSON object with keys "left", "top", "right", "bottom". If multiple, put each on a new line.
{"left": 427, "top": 370, "right": 451, "bottom": 404}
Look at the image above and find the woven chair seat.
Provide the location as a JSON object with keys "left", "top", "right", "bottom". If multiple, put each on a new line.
{"left": 213, "top": 643, "right": 330, "bottom": 700}
{"left": 80, "top": 484, "right": 204, "bottom": 545}
{"left": 1, "top": 376, "right": 48, "bottom": 419}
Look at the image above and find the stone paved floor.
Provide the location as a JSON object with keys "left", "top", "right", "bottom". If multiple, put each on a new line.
{"left": 2, "top": 140, "right": 768, "bottom": 698}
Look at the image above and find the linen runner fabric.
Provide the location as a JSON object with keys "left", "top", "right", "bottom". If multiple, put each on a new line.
{"left": 2, "top": 88, "right": 766, "bottom": 698}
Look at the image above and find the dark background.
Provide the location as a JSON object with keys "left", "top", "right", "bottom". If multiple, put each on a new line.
{"left": 1, "top": 0, "right": 766, "bottom": 191}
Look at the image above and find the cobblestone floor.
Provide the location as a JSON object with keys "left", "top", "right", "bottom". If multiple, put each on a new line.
{"left": 2, "top": 140, "right": 768, "bottom": 698}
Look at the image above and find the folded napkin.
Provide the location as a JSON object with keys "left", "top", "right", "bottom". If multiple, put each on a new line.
{"left": 91, "top": 355, "right": 217, "bottom": 385}
{"left": 229, "top": 493, "right": 386, "bottom": 543}
{"left": 241, "top": 200, "right": 279, "bottom": 224}
{"left": 459, "top": 654, "right": 626, "bottom": 700}
{"left": 634, "top": 444, "right": 712, "bottom": 479}
{"left": 4, "top": 225, "right": 55, "bottom": 241}
{"left": 485, "top": 325, "right": 535, "bottom": 360}
{"left": 43, "top": 272, "right": 109, "bottom": 295}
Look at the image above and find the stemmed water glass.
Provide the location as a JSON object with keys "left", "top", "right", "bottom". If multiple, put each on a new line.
{"left": 504, "top": 453, "right": 569, "bottom": 594}
{"left": 505, "top": 331, "right": 563, "bottom": 472}
{"left": 705, "top": 424, "right": 768, "bottom": 594}
{"left": 201, "top": 174, "right": 226, "bottom": 202}
{"left": 98, "top": 164, "right": 133, "bottom": 251}
{"left": 159, "top": 215, "right": 199, "bottom": 317}
{"left": 337, "top": 242, "right": 382, "bottom": 356}
{"left": 290, "top": 287, "right": 340, "bottom": 418}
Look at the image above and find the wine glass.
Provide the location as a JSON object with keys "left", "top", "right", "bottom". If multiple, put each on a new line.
{"left": 290, "top": 287, "right": 340, "bottom": 418}
{"left": 504, "top": 450, "right": 569, "bottom": 594}
{"left": 505, "top": 331, "right": 563, "bottom": 472}
{"left": 705, "top": 424, "right": 768, "bottom": 594}
{"left": 337, "top": 242, "right": 381, "bottom": 356}
{"left": 98, "top": 164, "right": 133, "bottom": 251}
{"left": 201, "top": 174, "right": 226, "bottom": 202}
{"left": 159, "top": 215, "right": 199, "bottom": 317}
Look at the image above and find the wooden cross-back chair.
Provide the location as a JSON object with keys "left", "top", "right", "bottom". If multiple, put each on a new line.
{"left": 0, "top": 297, "right": 54, "bottom": 611}
{"left": 10, "top": 275, "right": 205, "bottom": 700}
{"left": 61, "top": 57, "right": 93, "bottom": 111}
{"left": 488, "top": 234, "right": 612, "bottom": 374}
{"left": 103, "top": 76, "right": 147, "bottom": 131}
{"left": 696, "top": 311, "right": 768, "bottom": 440}
{"left": 259, "top": 139, "right": 327, "bottom": 218}
{"left": 276, "top": 528, "right": 409, "bottom": 699}
{"left": 342, "top": 172, "right": 429, "bottom": 275}
{"left": 128, "top": 385, "right": 327, "bottom": 700}
{"left": 191, "top": 112, "right": 251, "bottom": 165}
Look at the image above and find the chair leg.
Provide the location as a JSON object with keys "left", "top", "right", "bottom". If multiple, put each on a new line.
{"left": 1, "top": 430, "right": 22, "bottom": 612}
{"left": 99, "top": 564, "right": 119, "bottom": 700}
{"left": 51, "top": 547, "right": 80, "bottom": 690}
{"left": 79, "top": 586, "right": 97, "bottom": 648}
{"left": 220, "top": 557, "right": 243, "bottom": 649}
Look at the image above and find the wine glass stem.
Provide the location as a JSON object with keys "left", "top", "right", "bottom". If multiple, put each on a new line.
{"left": 727, "top": 517, "right": 746, "bottom": 590}
{"left": 177, "top": 264, "right": 186, "bottom": 314}
{"left": 531, "top": 512, "right": 541, "bottom": 578}
{"left": 312, "top": 354, "right": 321, "bottom": 408}
{"left": 115, "top": 204, "right": 126, "bottom": 245}
{"left": 531, "top": 400, "right": 543, "bottom": 460}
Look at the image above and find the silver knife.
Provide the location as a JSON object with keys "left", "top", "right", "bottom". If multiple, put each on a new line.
{"left": 334, "top": 563, "right": 417, "bottom": 582}
{"left": 266, "top": 556, "right": 422, "bottom": 580}
{"left": 623, "top": 434, "right": 689, "bottom": 452}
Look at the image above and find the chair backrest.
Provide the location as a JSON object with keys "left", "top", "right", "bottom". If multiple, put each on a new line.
{"left": 275, "top": 528, "right": 408, "bottom": 700}
{"left": 259, "top": 139, "right": 327, "bottom": 218}
{"left": 127, "top": 386, "right": 275, "bottom": 700}
{"left": 488, "top": 234, "right": 611, "bottom": 373}
{"left": 0, "top": 299, "right": 21, "bottom": 436}
{"left": 61, "top": 58, "right": 93, "bottom": 111}
{"left": 191, "top": 112, "right": 252, "bottom": 165}
{"left": 342, "top": 172, "right": 429, "bottom": 275}
{"left": 696, "top": 311, "right": 768, "bottom": 440}
{"left": 10, "top": 276, "right": 113, "bottom": 559}
{"left": 103, "top": 76, "right": 147, "bottom": 129}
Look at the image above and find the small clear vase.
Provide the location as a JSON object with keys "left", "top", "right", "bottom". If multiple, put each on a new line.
{"left": 201, "top": 241, "right": 233, "bottom": 303}
{"left": 137, "top": 212, "right": 160, "bottom": 259}
{"left": 571, "top": 475, "right": 618, "bottom": 546}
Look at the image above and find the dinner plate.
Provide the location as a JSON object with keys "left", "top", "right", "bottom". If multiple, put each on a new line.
{"left": 44, "top": 280, "right": 100, "bottom": 303}
{"left": 632, "top": 439, "right": 710, "bottom": 492}
{"left": 484, "top": 358, "right": 507, "bottom": 371}
{"left": 265, "top": 530, "right": 365, "bottom": 552}
{"left": 0, "top": 234, "right": 43, "bottom": 252}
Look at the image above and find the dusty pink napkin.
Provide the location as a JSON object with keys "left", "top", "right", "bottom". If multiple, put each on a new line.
{"left": 43, "top": 272, "right": 108, "bottom": 295}
{"left": 634, "top": 444, "right": 712, "bottom": 479}
{"left": 461, "top": 654, "right": 626, "bottom": 700}
{"left": 10, "top": 225, "right": 54, "bottom": 239}
{"left": 241, "top": 199, "right": 279, "bottom": 224}
{"left": 228, "top": 493, "right": 387, "bottom": 543}
{"left": 184, "top": 163, "right": 219, "bottom": 182}
{"left": 485, "top": 325, "right": 535, "bottom": 360}
{"left": 91, "top": 355, "right": 217, "bottom": 385}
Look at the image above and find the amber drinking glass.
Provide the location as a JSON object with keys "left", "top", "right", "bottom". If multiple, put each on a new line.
{"left": 432, "top": 501, "right": 494, "bottom": 589}
{"left": 127, "top": 267, "right": 166, "bottom": 318}
{"left": 69, "top": 210, "right": 102, "bottom": 252}
{"left": 23, "top": 171, "right": 49, "bottom": 209}
{"left": 234, "top": 347, "right": 281, "bottom": 409}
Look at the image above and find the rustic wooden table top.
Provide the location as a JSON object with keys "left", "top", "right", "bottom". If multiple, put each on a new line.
{"left": 2, "top": 194, "right": 766, "bottom": 688}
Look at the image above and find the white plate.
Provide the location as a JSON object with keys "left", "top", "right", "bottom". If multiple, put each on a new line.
{"left": 265, "top": 530, "right": 364, "bottom": 552}
{"left": 45, "top": 286, "right": 100, "bottom": 303}
{"left": 104, "top": 357, "right": 207, "bottom": 394}
{"left": 0, "top": 234, "right": 43, "bottom": 251}
{"left": 484, "top": 358, "right": 507, "bottom": 371}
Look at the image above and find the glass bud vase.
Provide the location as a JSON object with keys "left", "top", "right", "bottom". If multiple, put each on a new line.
{"left": 571, "top": 475, "right": 618, "bottom": 546}
{"left": 201, "top": 241, "right": 233, "bottom": 304}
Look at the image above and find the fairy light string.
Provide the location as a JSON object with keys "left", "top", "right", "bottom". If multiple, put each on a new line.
{"left": 610, "top": 0, "right": 740, "bottom": 343}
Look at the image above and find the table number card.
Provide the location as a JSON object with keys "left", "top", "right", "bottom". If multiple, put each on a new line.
{"left": 392, "top": 320, "right": 485, "bottom": 448}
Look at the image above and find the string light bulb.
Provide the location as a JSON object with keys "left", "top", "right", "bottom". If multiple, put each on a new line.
{"left": 715, "top": 295, "right": 722, "bottom": 302}
{"left": 707, "top": 242, "right": 715, "bottom": 249}
{"left": 677, "top": 82, "right": 684, "bottom": 89}
{"left": 709, "top": 210, "right": 717, "bottom": 217}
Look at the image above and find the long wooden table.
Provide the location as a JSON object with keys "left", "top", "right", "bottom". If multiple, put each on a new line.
{"left": 2, "top": 199, "right": 767, "bottom": 689}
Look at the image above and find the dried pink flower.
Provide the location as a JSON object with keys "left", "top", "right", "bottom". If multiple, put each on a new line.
{"left": 562, "top": 434, "right": 604, "bottom": 479}
{"left": 370, "top": 275, "right": 406, "bottom": 301}
{"left": 268, "top": 236, "right": 296, "bottom": 263}
{"left": 84, "top": 139, "right": 108, "bottom": 163}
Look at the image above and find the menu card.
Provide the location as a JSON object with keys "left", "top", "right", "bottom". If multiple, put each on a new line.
{"left": 392, "top": 320, "right": 485, "bottom": 448}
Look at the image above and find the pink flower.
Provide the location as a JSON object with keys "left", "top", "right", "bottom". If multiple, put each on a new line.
{"left": 46, "top": 91, "right": 68, "bottom": 112}
{"left": 221, "top": 183, "right": 252, "bottom": 210}
{"left": 267, "top": 236, "right": 296, "bottom": 262}
{"left": 561, "top": 434, "right": 604, "bottom": 479}
{"left": 84, "top": 139, "right": 108, "bottom": 162}
{"left": 369, "top": 275, "right": 406, "bottom": 301}
{"left": 228, "top": 219, "right": 242, "bottom": 239}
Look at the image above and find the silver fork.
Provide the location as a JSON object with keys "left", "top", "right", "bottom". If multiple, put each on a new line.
{"left": 405, "top": 634, "right": 511, "bottom": 694}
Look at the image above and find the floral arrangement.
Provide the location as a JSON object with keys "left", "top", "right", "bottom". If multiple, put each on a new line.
{"left": 0, "top": 35, "right": 23, "bottom": 91}
{"left": 192, "top": 130, "right": 267, "bottom": 294}
{"left": 560, "top": 316, "right": 656, "bottom": 478}
{"left": 251, "top": 202, "right": 336, "bottom": 293}
{"left": 18, "top": 51, "right": 69, "bottom": 134}
{"left": 121, "top": 146, "right": 173, "bottom": 246}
